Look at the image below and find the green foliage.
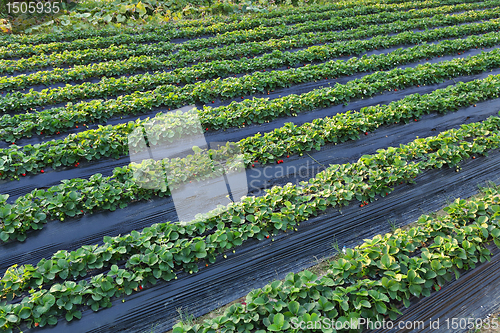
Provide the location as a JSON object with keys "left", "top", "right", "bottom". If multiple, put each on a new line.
{"left": 1, "top": 48, "right": 500, "bottom": 183}
{"left": 2, "top": 115, "right": 500, "bottom": 330}
{"left": 2, "top": 69, "right": 500, "bottom": 242}
{"left": 2, "top": 0, "right": 500, "bottom": 331}
{"left": 0, "top": 0, "right": 77, "bottom": 34}
{"left": 4, "top": 15, "right": 500, "bottom": 117}
{"left": 1, "top": 0, "right": 498, "bottom": 74}
{"left": 171, "top": 188, "right": 500, "bottom": 332}
{"left": 3, "top": 18, "right": 500, "bottom": 146}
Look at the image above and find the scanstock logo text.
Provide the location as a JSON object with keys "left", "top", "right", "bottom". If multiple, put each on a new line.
{"left": 127, "top": 106, "right": 248, "bottom": 224}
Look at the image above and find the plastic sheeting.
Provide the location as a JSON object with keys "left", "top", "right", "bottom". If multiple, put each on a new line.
{"left": 17, "top": 145, "right": 500, "bottom": 333}
{"left": 2, "top": 96, "right": 499, "bottom": 272}
{"left": 2, "top": 93, "right": 500, "bottom": 260}
{"left": 3, "top": 27, "right": 500, "bottom": 333}
{"left": 1, "top": 35, "right": 498, "bottom": 150}
{"left": 372, "top": 246, "right": 500, "bottom": 333}
{"left": 2, "top": 61, "right": 500, "bottom": 204}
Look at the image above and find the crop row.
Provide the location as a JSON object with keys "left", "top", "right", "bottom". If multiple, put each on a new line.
{"left": 0, "top": 138, "right": 243, "bottom": 242}
{"left": 1, "top": 115, "right": 500, "bottom": 330}
{"left": 2, "top": 5, "right": 490, "bottom": 84}
{"left": 4, "top": 8, "right": 499, "bottom": 90}
{"left": 1, "top": 49, "right": 500, "bottom": 180}
{"left": 4, "top": 21, "right": 500, "bottom": 121}
{"left": 1, "top": 72, "right": 500, "bottom": 243}
{"left": 172, "top": 188, "right": 500, "bottom": 332}
{"left": 123, "top": 0, "right": 489, "bottom": 54}
{"left": 0, "top": 0, "right": 461, "bottom": 59}
{"left": 0, "top": 38, "right": 500, "bottom": 145}
{"left": 0, "top": 0, "right": 405, "bottom": 47}
{"left": 2, "top": 1, "right": 496, "bottom": 74}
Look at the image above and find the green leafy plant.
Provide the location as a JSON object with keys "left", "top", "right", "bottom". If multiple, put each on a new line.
{"left": 171, "top": 186, "right": 500, "bottom": 332}
{"left": 2, "top": 69, "right": 500, "bottom": 243}
{"left": 2, "top": 115, "right": 500, "bottom": 330}
{"left": 5, "top": 17, "right": 500, "bottom": 120}
{"left": 1, "top": 49, "right": 500, "bottom": 183}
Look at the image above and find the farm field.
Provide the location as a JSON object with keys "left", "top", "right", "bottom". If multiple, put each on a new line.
{"left": 1, "top": 0, "right": 500, "bottom": 332}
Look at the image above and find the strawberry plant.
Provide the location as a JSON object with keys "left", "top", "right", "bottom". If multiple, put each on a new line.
{"left": 1, "top": 0, "right": 497, "bottom": 75}
{"left": 2, "top": 48, "right": 500, "bottom": 182}
{"left": 0, "top": 0, "right": 468, "bottom": 61}
{"left": 2, "top": 115, "right": 500, "bottom": 330}
{"left": 2, "top": 1, "right": 500, "bottom": 331}
{"left": 2, "top": 176, "right": 500, "bottom": 331}
{"left": 171, "top": 186, "right": 500, "bottom": 332}
{"left": 0, "top": 0, "right": 475, "bottom": 49}
{"left": 6, "top": 23, "right": 500, "bottom": 116}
